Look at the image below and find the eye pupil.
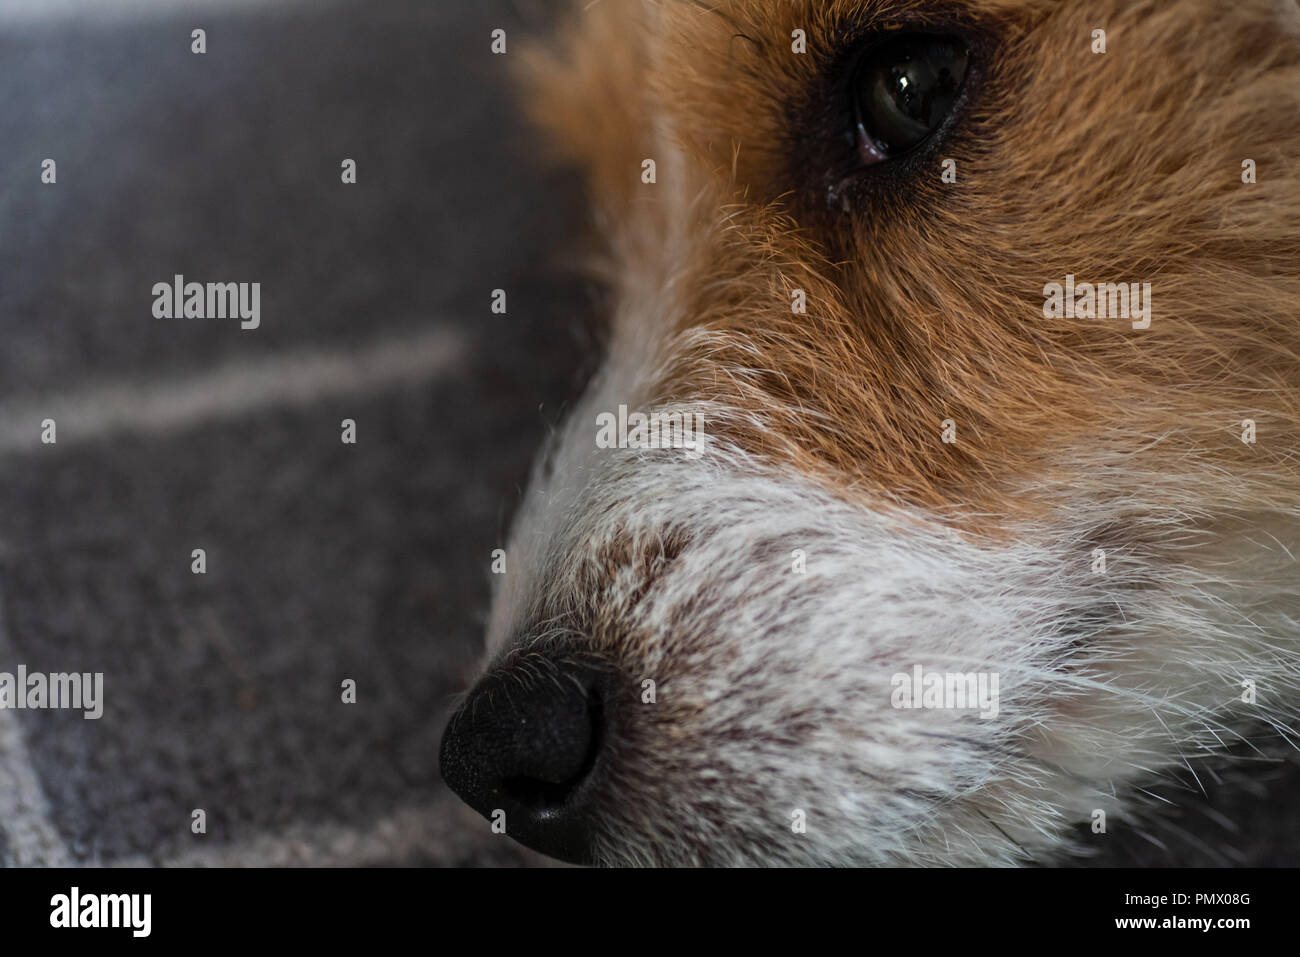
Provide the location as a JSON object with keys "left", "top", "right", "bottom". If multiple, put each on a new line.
{"left": 854, "top": 35, "right": 969, "bottom": 161}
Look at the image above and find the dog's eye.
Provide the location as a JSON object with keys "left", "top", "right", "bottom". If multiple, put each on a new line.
{"left": 853, "top": 35, "right": 969, "bottom": 164}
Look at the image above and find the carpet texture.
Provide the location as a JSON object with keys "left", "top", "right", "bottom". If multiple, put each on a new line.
{"left": 0, "top": 0, "right": 588, "bottom": 866}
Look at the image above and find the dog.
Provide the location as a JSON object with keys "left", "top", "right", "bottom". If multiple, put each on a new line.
{"left": 440, "top": 0, "right": 1300, "bottom": 865}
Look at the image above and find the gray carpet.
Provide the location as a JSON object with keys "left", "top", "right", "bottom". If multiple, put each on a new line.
{"left": 0, "top": 0, "right": 589, "bottom": 866}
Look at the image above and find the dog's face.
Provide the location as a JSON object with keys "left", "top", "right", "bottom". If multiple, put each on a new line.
{"left": 441, "top": 0, "right": 1300, "bottom": 865}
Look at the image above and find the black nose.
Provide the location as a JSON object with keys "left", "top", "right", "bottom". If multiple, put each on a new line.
{"left": 439, "top": 661, "right": 606, "bottom": 864}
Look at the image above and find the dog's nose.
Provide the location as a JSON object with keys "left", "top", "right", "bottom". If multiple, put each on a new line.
{"left": 439, "top": 662, "right": 606, "bottom": 864}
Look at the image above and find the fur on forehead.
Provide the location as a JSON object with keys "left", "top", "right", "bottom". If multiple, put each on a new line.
{"left": 518, "top": 0, "right": 1300, "bottom": 523}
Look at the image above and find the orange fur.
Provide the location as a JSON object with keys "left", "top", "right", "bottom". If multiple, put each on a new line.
{"left": 520, "top": 0, "right": 1300, "bottom": 525}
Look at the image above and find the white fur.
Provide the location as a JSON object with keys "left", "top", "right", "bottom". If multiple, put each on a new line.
{"left": 485, "top": 380, "right": 1300, "bottom": 864}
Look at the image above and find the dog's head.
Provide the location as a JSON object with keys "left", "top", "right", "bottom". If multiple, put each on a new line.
{"left": 441, "top": 0, "right": 1300, "bottom": 865}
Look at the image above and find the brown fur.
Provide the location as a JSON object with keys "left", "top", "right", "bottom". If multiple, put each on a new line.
{"left": 520, "top": 0, "right": 1300, "bottom": 526}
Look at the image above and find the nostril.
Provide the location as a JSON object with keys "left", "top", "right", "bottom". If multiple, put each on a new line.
{"left": 502, "top": 690, "right": 605, "bottom": 809}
